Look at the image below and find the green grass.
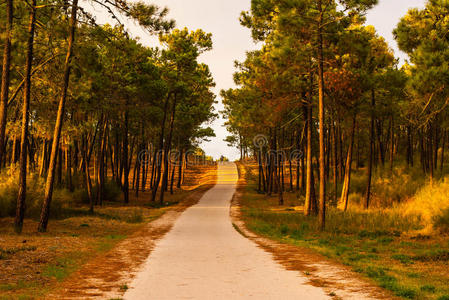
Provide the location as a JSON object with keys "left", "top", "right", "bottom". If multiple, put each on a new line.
{"left": 238, "top": 163, "right": 449, "bottom": 300}
{"left": 0, "top": 281, "right": 48, "bottom": 300}
{"left": 93, "top": 209, "right": 146, "bottom": 224}
{"left": 42, "top": 256, "right": 78, "bottom": 282}
{"left": 0, "top": 284, "right": 15, "bottom": 291}
{"left": 96, "top": 234, "right": 127, "bottom": 252}
{"left": 232, "top": 223, "right": 247, "bottom": 237}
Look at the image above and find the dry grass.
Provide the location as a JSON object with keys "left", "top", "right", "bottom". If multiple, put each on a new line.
{"left": 238, "top": 162, "right": 449, "bottom": 300}
{"left": 0, "top": 163, "right": 217, "bottom": 300}
{"left": 402, "top": 178, "right": 449, "bottom": 234}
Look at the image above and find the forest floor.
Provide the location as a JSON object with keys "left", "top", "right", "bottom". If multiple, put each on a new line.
{"left": 235, "top": 163, "right": 449, "bottom": 300}
{"left": 0, "top": 164, "right": 217, "bottom": 300}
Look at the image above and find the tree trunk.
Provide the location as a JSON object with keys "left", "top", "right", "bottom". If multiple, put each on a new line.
{"left": 66, "top": 145, "right": 73, "bottom": 192}
{"left": 177, "top": 148, "right": 184, "bottom": 188}
{"left": 150, "top": 149, "right": 157, "bottom": 189}
{"left": 141, "top": 142, "right": 149, "bottom": 192}
{"left": 39, "top": 139, "right": 47, "bottom": 177}
{"left": 15, "top": 0, "right": 36, "bottom": 233}
{"left": 134, "top": 144, "right": 140, "bottom": 196}
{"left": 273, "top": 129, "right": 283, "bottom": 205}
{"left": 160, "top": 93, "right": 177, "bottom": 204}
{"left": 0, "top": 0, "right": 13, "bottom": 168}
{"left": 420, "top": 131, "right": 426, "bottom": 173}
{"left": 376, "top": 119, "right": 385, "bottom": 166}
{"left": 260, "top": 149, "right": 266, "bottom": 193}
{"left": 289, "top": 158, "right": 293, "bottom": 192}
{"left": 132, "top": 151, "right": 138, "bottom": 189}
{"left": 151, "top": 93, "right": 170, "bottom": 202}
{"left": 365, "top": 89, "right": 375, "bottom": 210}
{"left": 339, "top": 123, "right": 344, "bottom": 180}
{"left": 267, "top": 140, "right": 272, "bottom": 196}
{"left": 122, "top": 111, "right": 129, "bottom": 203}
{"left": 28, "top": 137, "right": 35, "bottom": 171}
{"left": 300, "top": 142, "right": 305, "bottom": 191}
{"left": 114, "top": 129, "right": 121, "bottom": 187}
{"left": 81, "top": 136, "right": 93, "bottom": 213}
{"left": 280, "top": 154, "right": 285, "bottom": 192}
{"left": 11, "top": 137, "right": 17, "bottom": 165}
{"left": 310, "top": 157, "right": 318, "bottom": 215}
{"left": 98, "top": 120, "right": 107, "bottom": 205}
{"left": 296, "top": 130, "right": 301, "bottom": 191}
{"left": 74, "top": 139, "right": 79, "bottom": 174}
{"left": 317, "top": 0, "right": 326, "bottom": 230}
{"left": 434, "top": 126, "right": 440, "bottom": 170}
{"left": 57, "top": 149, "right": 63, "bottom": 187}
{"left": 170, "top": 163, "right": 175, "bottom": 194}
{"left": 340, "top": 115, "right": 356, "bottom": 211}
{"left": 38, "top": 0, "right": 79, "bottom": 232}
{"left": 304, "top": 103, "right": 313, "bottom": 216}
{"left": 332, "top": 119, "right": 338, "bottom": 204}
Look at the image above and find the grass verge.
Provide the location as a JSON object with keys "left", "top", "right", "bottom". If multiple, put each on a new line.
{"left": 237, "top": 163, "right": 449, "bottom": 300}
{"left": 0, "top": 164, "right": 216, "bottom": 300}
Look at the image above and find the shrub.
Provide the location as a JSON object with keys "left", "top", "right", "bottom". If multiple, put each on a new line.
{"left": 404, "top": 177, "right": 449, "bottom": 232}
{"left": 0, "top": 170, "right": 73, "bottom": 219}
{"left": 125, "top": 209, "right": 144, "bottom": 223}
{"left": 420, "top": 285, "right": 436, "bottom": 293}
{"left": 77, "top": 179, "right": 121, "bottom": 204}
{"left": 391, "top": 254, "right": 413, "bottom": 265}
{"left": 103, "top": 179, "right": 121, "bottom": 202}
{"left": 345, "top": 163, "right": 425, "bottom": 210}
{"left": 434, "top": 208, "right": 449, "bottom": 233}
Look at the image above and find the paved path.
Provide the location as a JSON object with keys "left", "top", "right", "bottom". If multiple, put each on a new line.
{"left": 124, "top": 162, "right": 329, "bottom": 300}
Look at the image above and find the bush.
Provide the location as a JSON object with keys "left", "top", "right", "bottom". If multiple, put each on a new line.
{"left": 77, "top": 179, "right": 121, "bottom": 204}
{"left": 0, "top": 171, "right": 18, "bottom": 217}
{"left": 434, "top": 208, "right": 449, "bottom": 233}
{"left": 0, "top": 170, "right": 72, "bottom": 219}
{"left": 404, "top": 177, "right": 449, "bottom": 232}
{"left": 101, "top": 179, "right": 121, "bottom": 202}
{"left": 420, "top": 285, "right": 436, "bottom": 293}
{"left": 344, "top": 164, "right": 425, "bottom": 210}
{"left": 124, "top": 209, "right": 144, "bottom": 223}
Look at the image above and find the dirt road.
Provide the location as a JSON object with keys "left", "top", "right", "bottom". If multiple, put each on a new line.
{"left": 124, "top": 162, "right": 330, "bottom": 299}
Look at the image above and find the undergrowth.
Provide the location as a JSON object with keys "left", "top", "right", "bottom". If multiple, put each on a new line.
{"left": 0, "top": 166, "right": 121, "bottom": 219}
{"left": 238, "top": 162, "right": 449, "bottom": 300}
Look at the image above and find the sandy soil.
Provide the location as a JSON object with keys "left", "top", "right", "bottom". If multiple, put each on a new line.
{"left": 124, "top": 163, "right": 331, "bottom": 299}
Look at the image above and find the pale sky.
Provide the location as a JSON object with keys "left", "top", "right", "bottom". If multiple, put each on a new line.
{"left": 86, "top": 0, "right": 427, "bottom": 161}
{"left": 148, "top": 0, "right": 258, "bottom": 161}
